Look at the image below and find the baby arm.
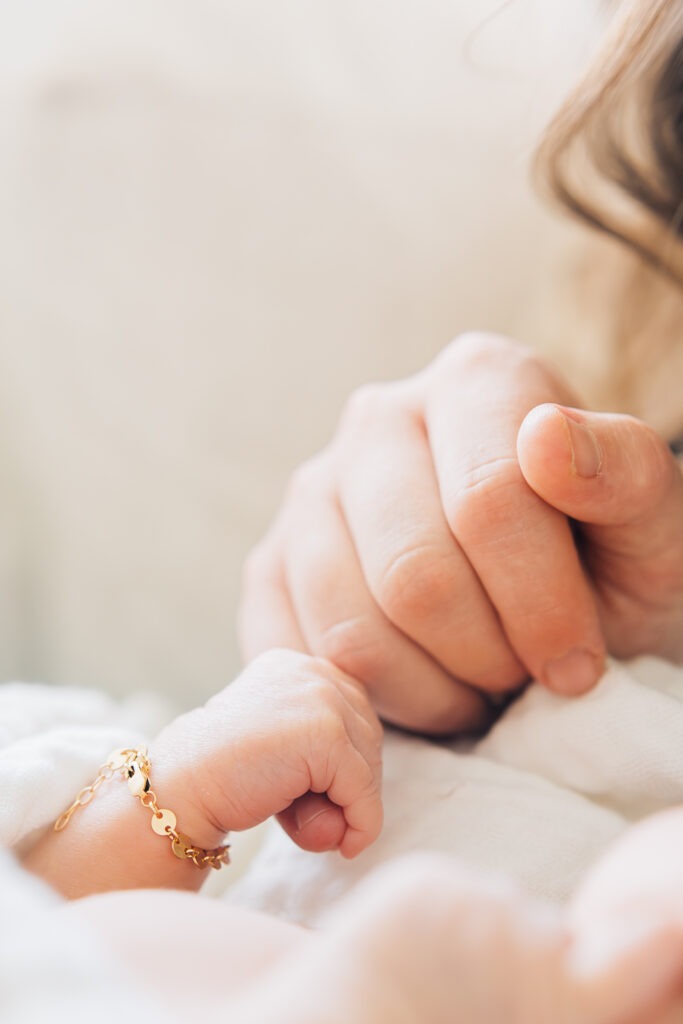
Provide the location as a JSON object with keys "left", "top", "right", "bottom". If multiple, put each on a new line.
{"left": 23, "top": 649, "right": 383, "bottom": 898}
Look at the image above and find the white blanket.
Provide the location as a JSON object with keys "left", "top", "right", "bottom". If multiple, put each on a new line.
{"left": 0, "top": 682, "right": 173, "bottom": 1023}
{"left": 227, "top": 658, "right": 683, "bottom": 924}
{"left": 3, "top": 657, "right": 683, "bottom": 1018}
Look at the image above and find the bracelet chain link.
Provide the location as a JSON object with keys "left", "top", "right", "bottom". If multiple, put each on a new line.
{"left": 54, "top": 747, "right": 230, "bottom": 871}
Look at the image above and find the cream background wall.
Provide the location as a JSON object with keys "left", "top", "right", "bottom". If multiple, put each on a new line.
{"left": 0, "top": 0, "right": 605, "bottom": 704}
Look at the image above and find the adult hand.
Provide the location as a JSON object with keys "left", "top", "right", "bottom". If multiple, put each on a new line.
{"left": 518, "top": 401, "right": 683, "bottom": 667}
{"left": 567, "top": 807, "right": 683, "bottom": 1024}
{"left": 240, "top": 333, "right": 683, "bottom": 734}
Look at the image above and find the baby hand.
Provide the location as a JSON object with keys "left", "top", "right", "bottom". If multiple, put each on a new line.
{"left": 152, "top": 649, "right": 383, "bottom": 859}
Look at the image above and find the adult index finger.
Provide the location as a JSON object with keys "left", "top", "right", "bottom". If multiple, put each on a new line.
{"left": 424, "top": 333, "right": 606, "bottom": 696}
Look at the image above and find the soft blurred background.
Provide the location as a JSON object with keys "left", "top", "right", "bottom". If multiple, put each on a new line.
{"left": 0, "top": 0, "right": 627, "bottom": 706}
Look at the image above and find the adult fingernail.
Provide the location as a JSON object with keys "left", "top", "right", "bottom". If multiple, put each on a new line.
{"left": 544, "top": 648, "right": 603, "bottom": 696}
{"left": 561, "top": 410, "right": 602, "bottom": 478}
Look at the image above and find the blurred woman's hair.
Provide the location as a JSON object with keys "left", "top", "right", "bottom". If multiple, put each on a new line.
{"left": 536, "top": 0, "right": 683, "bottom": 282}
{"left": 534, "top": 0, "right": 683, "bottom": 428}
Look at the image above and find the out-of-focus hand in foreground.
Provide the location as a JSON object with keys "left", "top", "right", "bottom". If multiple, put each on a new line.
{"left": 243, "top": 810, "right": 683, "bottom": 1024}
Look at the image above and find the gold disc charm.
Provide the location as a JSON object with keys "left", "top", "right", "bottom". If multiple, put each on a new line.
{"left": 151, "top": 808, "right": 177, "bottom": 836}
{"left": 54, "top": 745, "right": 228, "bottom": 872}
{"left": 171, "top": 831, "right": 192, "bottom": 859}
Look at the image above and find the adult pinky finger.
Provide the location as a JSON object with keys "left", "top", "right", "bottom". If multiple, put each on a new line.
{"left": 240, "top": 546, "right": 348, "bottom": 850}
{"left": 240, "top": 542, "right": 380, "bottom": 856}
{"left": 238, "top": 534, "right": 307, "bottom": 659}
{"left": 282, "top": 477, "right": 491, "bottom": 735}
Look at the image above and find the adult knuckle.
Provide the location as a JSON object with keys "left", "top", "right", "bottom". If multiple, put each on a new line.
{"left": 446, "top": 456, "right": 526, "bottom": 543}
{"left": 241, "top": 539, "right": 274, "bottom": 589}
{"left": 375, "top": 543, "right": 456, "bottom": 624}
{"left": 634, "top": 419, "right": 676, "bottom": 497}
{"left": 429, "top": 334, "right": 566, "bottom": 405}
{"left": 316, "top": 616, "right": 390, "bottom": 686}
{"left": 286, "top": 453, "right": 329, "bottom": 500}
{"left": 454, "top": 330, "right": 520, "bottom": 361}
{"left": 434, "top": 332, "right": 529, "bottom": 375}
{"left": 339, "top": 381, "right": 398, "bottom": 433}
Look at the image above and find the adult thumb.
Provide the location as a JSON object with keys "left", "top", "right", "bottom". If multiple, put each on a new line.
{"left": 517, "top": 404, "right": 683, "bottom": 657}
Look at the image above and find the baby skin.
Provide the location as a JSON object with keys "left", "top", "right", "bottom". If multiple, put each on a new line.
{"left": 25, "top": 648, "right": 384, "bottom": 897}
{"left": 22, "top": 647, "right": 683, "bottom": 1023}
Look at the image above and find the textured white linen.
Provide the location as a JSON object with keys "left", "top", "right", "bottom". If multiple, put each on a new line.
{"left": 0, "top": 850, "right": 166, "bottom": 1024}
{"left": 0, "top": 683, "right": 173, "bottom": 1023}
{"left": 0, "top": 681, "right": 173, "bottom": 851}
{"left": 227, "top": 658, "right": 683, "bottom": 925}
{"left": 3, "top": 656, "right": 683, "bottom": 1016}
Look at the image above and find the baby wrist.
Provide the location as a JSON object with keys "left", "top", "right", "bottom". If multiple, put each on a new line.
{"left": 54, "top": 745, "right": 231, "bottom": 871}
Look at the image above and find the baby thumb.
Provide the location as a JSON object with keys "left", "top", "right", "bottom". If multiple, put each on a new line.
{"left": 276, "top": 792, "right": 346, "bottom": 853}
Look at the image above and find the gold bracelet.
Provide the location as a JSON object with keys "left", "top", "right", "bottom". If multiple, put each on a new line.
{"left": 54, "top": 746, "right": 231, "bottom": 871}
